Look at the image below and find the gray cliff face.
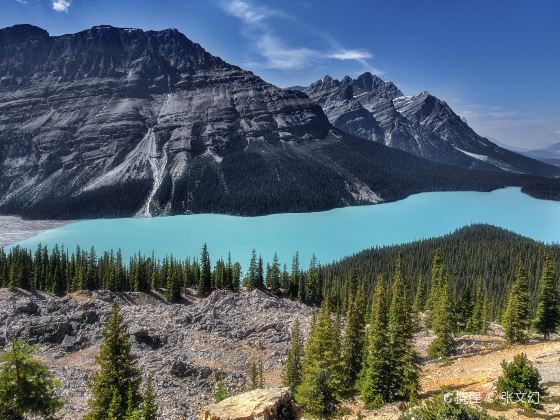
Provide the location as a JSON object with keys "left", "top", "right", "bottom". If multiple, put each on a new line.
{"left": 303, "top": 73, "right": 559, "bottom": 175}
{"left": 0, "top": 24, "right": 336, "bottom": 218}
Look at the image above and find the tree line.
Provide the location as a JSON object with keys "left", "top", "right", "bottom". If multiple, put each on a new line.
{"left": 1, "top": 224, "right": 559, "bottom": 328}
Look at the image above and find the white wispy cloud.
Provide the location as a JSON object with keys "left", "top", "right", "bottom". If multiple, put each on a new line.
{"left": 329, "top": 49, "right": 373, "bottom": 61}
{"left": 256, "top": 34, "right": 319, "bottom": 70}
{"left": 222, "top": 0, "right": 378, "bottom": 73}
{"left": 52, "top": 0, "right": 71, "bottom": 12}
{"left": 15, "top": 0, "right": 28, "bottom": 4}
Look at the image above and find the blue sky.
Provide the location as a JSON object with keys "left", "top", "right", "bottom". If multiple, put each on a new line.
{"left": 2, "top": 0, "right": 559, "bottom": 148}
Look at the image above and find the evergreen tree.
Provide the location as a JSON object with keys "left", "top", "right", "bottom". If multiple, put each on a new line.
{"left": 138, "top": 376, "right": 158, "bottom": 420}
{"left": 282, "top": 318, "right": 304, "bottom": 392}
{"left": 428, "top": 267, "right": 456, "bottom": 358}
{"left": 533, "top": 254, "right": 560, "bottom": 339}
{"left": 232, "top": 262, "right": 242, "bottom": 290}
{"left": 245, "top": 249, "right": 258, "bottom": 291}
{"left": 85, "top": 303, "right": 141, "bottom": 420}
{"left": 360, "top": 276, "right": 391, "bottom": 408}
{"left": 340, "top": 287, "right": 366, "bottom": 394}
{"left": 198, "top": 244, "right": 212, "bottom": 296}
{"left": 289, "top": 252, "right": 300, "bottom": 299}
{"left": 466, "top": 277, "right": 487, "bottom": 334}
{"left": 387, "top": 254, "right": 420, "bottom": 401}
{"left": 213, "top": 374, "right": 229, "bottom": 403}
{"left": 0, "top": 339, "right": 63, "bottom": 419}
{"left": 496, "top": 353, "right": 547, "bottom": 408}
{"left": 296, "top": 300, "right": 342, "bottom": 417}
{"left": 256, "top": 255, "right": 264, "bottom": 289}
{"left": 267, "top": 253, "right": 281, "bottom": 295}
{"left": 502, "top": 264, "right": 531, "bottom": 344}
{"left": 412, "top": 275, "right": 425, "bottom": 330}
{"left": 249, "top": 360, "right": 260, "bottom": 390}
{"left": 426, "top": 249, "right": 444, "bottom": 314}
{"left": 306, "top": 254, "right": 322, "bottom": 305}
{"left": 165, "top": 259, "right": 181, "bottom": 303}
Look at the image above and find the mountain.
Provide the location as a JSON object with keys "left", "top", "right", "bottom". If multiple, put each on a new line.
{"left": 300, "top": 73, "right": 559, "bottom": 176}
{"left": 0, "top": 25, "right": 556, "bottom": 219}
{"left": 523, "top": 142, "right": 560, "bottom": 166}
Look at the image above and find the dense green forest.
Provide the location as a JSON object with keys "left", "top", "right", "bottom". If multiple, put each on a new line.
{"left": 322, "top": 224, "right": 560, "bottom": 320}
{"left": 1, "top": 224, "right": 558, "bottom": 323}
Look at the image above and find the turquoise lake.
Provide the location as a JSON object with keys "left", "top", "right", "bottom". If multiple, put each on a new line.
{"left": 9, "top": 187, "right": 560, "bottom": 267}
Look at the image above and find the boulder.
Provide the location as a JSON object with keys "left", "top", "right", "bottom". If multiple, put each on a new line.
{"left": 198, "top": 388, "right": 300, "bottom": 420}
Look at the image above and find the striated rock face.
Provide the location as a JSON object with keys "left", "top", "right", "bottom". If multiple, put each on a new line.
{"left": 0, "top": 24, "right": 344, "bottom": 218}
{"left": 2, "top": 24, "right": 553, "bottom": 219}
{"left": 199, "top": 388, "right": 300, "bottom": 420}
{"left": 0, "top": 288, "right": 313, "bottom": 419}
{"left": 302, "top": 73, "right": 560, "bottom": 176}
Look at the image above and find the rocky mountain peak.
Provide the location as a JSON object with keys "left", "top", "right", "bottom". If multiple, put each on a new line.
{"left": 0, "top": 24, "right": 49, "bottom": 43}
{"left": 303, "top": 74, "right": 560, "bottom": 175}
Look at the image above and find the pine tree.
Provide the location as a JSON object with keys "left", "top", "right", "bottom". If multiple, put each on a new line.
{"left": 466, "top": 277, "right": 486, "bottom": 334}
{"left": 502, "top": 264, "right": 531, "bottom": 344}
{"left": 267, "top": 253, "right": 281, "bottom": 295}
{"left": 0, "top": 339, "right": 63, "bottom": 419}
{"left": 165, "top": 260, "right": 181, "bottom": 303}
{"left": 256, "top": 256, "right": 264, "bottom": 289}
{"left": 360, "top": 276, "right": 391, "bottom": 408}
{"left": 138, "top": 376, "right": 158, "bottom": 420}
{"left": 213, "top": 374, "right": 229, "bottom": 403}
{"left": 282, "top": 318, "right": 304, "bottom": 392}
{"left": 249, "top": 360, "right": 260, "bottom": 390}
{"left": 306, "top": 254, "right": 321, "bottom": 305}
{"left": 289, "top": 252, "right": 300, "bottom": 299}
{"left": 85, "top": 303, "right": 141, "bottom": 420}
{"left": 340, "top": 287, "right": 366, "bottom": 395}
{"left": 428, "top": 267, "right": 456, "bottom": 358}
{"left": 426, "top": 249, "right": 444, "bottom": 315}
{"left": 245, "top": 249, "right": 258, "bottom": 291}
{"left": 198, "top": 244, "right": 212, "bottom": 296}
{"left": 496, "top": 353, "right": 547, "bottom": 408}
{"left": 387, "top": 254, "right": 420, "bottom": 401}
{"left": 533, "top": 254, "right": 560, "bottom": 339}
{"left": 296, "top": 300, "right": 342, "bottom": 417}
{"left": 412, "top": 275, "right": 425, "bottom": 330}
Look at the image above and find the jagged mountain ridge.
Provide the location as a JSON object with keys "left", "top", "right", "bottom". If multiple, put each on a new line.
{"left": 300, "top": 73, "right": 560, "bottom": 176}
{"left": 0, "top": 24, "right": 555, "bottom": 219}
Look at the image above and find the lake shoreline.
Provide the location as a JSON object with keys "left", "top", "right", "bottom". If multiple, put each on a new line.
{"left": 0, "top": 216, "right": 70, "bottom": 248}
{"left": 4, "top": 187, "right": 559, "bottom": 270}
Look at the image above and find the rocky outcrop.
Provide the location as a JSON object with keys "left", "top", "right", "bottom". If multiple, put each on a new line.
{"left": 301, "top": 73, "right": 560, "bottom": 176}
{"left": 0, "top": 288, "right": 313, "bottom": 419}
{"left": 199, "top": 388, "right": 300, "bottom": 420}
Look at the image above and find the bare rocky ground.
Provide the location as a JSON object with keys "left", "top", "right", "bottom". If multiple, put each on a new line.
{"left": 1, "top": 288, "right": 559, "bottom": 419}
{"left": 0, "top": 216, "right": 68, "bottom": 247}
{"left": 0, "top": 288, "right": 312, "bottom": 419}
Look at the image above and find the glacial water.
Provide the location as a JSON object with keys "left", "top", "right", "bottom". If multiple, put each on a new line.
{"left": 9, "top": 187, "right": 560, "bottom": 267}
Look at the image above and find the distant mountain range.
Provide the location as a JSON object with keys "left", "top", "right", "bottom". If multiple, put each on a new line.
{"left": 0, "top": 24, "right": 558, "bottom": 219}
{"left": 523, "top": 142, "right": 560, "bottom": 167}
{"left": 297, "top": 73, "right": 559, "bottom": 176}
